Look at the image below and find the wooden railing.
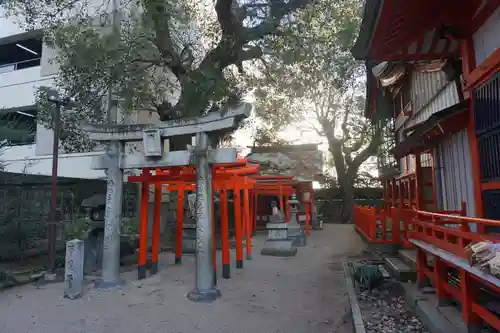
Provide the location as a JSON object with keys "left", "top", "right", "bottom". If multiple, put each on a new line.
{"left": 409, "top": 210, "right": 500, "bottom": 332}
{"left": 353, "top": 203, "right": 467, "bottom": 246}
{"left": 354, "top": 204, "right": 500, "bottom": 331}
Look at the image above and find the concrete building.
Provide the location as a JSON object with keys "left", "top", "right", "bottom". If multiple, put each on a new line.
{"left": 0, "top": 6, "right": 106, "bottom": 179}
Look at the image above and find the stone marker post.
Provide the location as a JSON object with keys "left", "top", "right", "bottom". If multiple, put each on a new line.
{"left": 187, "top": 132, "right": 221, "bottom": 302}
{"left": 64, "top": 239, "right": 85, "bottom": 299}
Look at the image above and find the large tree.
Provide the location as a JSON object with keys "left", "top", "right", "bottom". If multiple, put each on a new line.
{"left": 3, "top": 0, "right": 314, "bottom": 151}
{"left": 250, "top": 0, "right": 383, "bottom": 223}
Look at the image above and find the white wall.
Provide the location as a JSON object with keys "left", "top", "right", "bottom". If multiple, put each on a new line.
{"left": 1, "top": 144, "right": 106, "bottom": 179}
{"left": 0, "top": 67, "right": 54, "bottom": 109}
{"left": 473, "top": 7, "right": 500, "bottom": 66}
{"left": 435, "top": 129, "right": 476, "bottom": 217}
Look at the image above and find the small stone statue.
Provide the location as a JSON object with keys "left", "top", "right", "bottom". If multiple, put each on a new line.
{"left": 261, "top": 201, "right": 297, "bottom": 257}
{"left": 269, "top": 201, "right": 285, "bottom": 223}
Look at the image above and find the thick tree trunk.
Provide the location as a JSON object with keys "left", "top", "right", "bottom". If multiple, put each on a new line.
{"left": 339, "top": 181, "right": 355, "bottom": 224}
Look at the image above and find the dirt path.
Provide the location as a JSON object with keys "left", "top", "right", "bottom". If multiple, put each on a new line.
{"left": 0, "top": 224, "right": 364, "bottom": 333}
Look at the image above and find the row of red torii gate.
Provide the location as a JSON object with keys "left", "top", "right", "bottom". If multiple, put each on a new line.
{"left": 127, "top": 158, "right": 316, "bottom": 281}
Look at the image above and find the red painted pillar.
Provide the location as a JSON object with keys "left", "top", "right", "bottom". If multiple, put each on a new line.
{"left": 243, "top": 187, "right": 252, "bottom": 260}
{"left": 416, "top": 248, "right": 426, "bottom": 289}
{"left": 151, "top": 183, "right": 162, "bottom": 274}
{"left": 460, "top": 270, "right": 482, "bottom": 331}
{"left": 138, "top": 173, "right": 150, "bottom": 280}
{"left": 175, "top": 188, "right": 184, "bottom": 264}
{"left": 220, "top": 189, "right": 230, "bottom": 279}
{"left": 305, "top": 201, "right": 310, "bottom": 236}
{"left": 285, "top": 195, "right": 290, "bottom": 222}
{"left": 212, "top": 190, "right": 217, "bottom": 285}
{"left": 233, "top": 186, "right": 243, "bottom": 269}
{"left": 259, "top": 194, "right": 265, "bottom": 227}
{"left": 434, "top": 257, "right": 451, "bottom": 306}
{"left": 253, "top": 193, "right": 258, "bottom": 234}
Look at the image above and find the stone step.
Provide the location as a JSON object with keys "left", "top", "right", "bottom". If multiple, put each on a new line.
{"left": 398, "top": 248, "right": 417, "bottom": 270}
{"left": 384, "top": 256, "right": 416, "bottom": 282}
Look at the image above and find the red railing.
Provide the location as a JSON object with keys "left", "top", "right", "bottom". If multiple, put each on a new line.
{"left": 409, "top": 210, "right": 500, "bottom": 331}
{"left": 354, "top": 203, "right": 467, "bottom": 247}
{"left": 354, "top": 203, "right": 500, "bottom": 330}
{"left": 353, "top": 205, "right": 395, "bottom": 244}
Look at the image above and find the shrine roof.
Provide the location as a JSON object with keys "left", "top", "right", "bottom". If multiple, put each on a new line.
{"left": 393, "top": 99, "right": 469, "bottom": 157}
{"left": 350, "top": 0, "right": 487, "bottom": 61}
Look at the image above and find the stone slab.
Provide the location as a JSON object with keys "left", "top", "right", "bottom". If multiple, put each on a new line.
{"left": 342, "top": 261, "right": 366, "bottom": 333}
{"left": 92, "top": 148, "right": 237, "bottom": 170}
{"left": 260, "top": 240, "right": 297, "bottom": 257}
{"left": 384, "top": 256, "right": 416, "bottom": 282}
{"left": 403, "top": 282, "right": 467, "bottom": 333}
{"left": 85, "top": 103, "right": 252, "bottom": 141}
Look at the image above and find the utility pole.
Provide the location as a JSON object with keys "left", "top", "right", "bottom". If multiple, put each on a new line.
{"left": 46, "top": 89, "right": 61, "bottom": 279}
{"left": 96, "top": 0, "right": 124, "bottom": 288}
{"left": 45, "top": 89, "right": 74, "bottom": 279}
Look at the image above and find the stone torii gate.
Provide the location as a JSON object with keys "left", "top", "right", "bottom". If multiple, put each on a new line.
{"left": 84, "top": 103, "right": 251, "bottom": 302}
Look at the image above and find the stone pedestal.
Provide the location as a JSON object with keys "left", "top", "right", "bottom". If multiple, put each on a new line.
{"left": 287, "top": 194, "right": 306, "bottom": 247}
{"left": 311, "top": 214, "right": 324, "bottom": 230}
{"left": 181, "top": 222, "right": 197, "bottom": 254}
{"left": 261, "top": 222, "right": 297, "bottom": 257}
{"left": 64, "top": 239, "right": 85, "bottom": 299}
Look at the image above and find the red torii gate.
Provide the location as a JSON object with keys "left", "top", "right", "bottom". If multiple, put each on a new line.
{"left": 128, "top": 160, "right": 259, "bottom": 280}
{"left": 251, "top": 176, "right": 314, "bottom": 235}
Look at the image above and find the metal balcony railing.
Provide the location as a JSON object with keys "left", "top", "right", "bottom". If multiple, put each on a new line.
{"left": 0, "top": 58, "right": 41, "bottom": 74}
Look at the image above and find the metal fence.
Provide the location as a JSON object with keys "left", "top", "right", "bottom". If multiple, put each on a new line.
{"left": 0, "top": 177, "right": 138, "bottom": 262}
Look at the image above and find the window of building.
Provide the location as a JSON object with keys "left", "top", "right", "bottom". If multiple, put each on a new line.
{"left": 0, "top": 35, "right": 42, "bottom": 74}
{"left": 0, "top": 109, "right": 37, "bottom": 145}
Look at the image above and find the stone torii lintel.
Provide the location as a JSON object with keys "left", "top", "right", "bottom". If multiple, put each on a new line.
{"left": 91, "top": 148, "right": 238, "bottom": 170}
{"left": 83, "top": 103, "right": 252, "bottom": 142}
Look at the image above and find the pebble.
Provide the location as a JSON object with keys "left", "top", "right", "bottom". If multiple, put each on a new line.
{"left": 357, "top": 288, "right": 429, "bottom": 333}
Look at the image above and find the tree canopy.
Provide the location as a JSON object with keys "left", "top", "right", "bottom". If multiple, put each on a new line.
{"left": 2, "top": 0, "right": 315, "bottom": 151}
{"left": 248, "top": 0, "right": 383, "bottom": 221}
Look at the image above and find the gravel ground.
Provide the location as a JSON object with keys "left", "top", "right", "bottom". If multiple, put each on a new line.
{"left": 357, "top": 283, "right": 429, "bottom": 333}
{"left": 0, "top": 224, "right": 362, "bottom": 333}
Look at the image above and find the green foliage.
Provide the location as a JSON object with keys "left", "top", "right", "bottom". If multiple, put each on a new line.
{"left": 63, "top": 216, "right": 92, "bottom": 241}
{"left": 122, "top": 217, "right": 139, "bottom": 236}
{"left": 248, "top": 0, "right": 381, "bottom": 222}
{"left": 3, "top": 0, "right": 315, "bottom": 152}
{"left": 249, "top": 0, "right": 381, "bottom": 184}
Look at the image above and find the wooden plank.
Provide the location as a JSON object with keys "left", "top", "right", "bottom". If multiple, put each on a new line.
{"left": 409, "top": 238, "right": 500, "bottom": 289}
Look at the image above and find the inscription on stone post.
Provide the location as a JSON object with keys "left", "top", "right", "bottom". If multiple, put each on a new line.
{"left": 64, "top": 239, "right": 85, "bottom": 299}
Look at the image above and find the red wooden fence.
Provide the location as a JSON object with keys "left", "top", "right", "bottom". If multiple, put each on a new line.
{"left": 353, "top": 203, "right": 500, "bottom": 331}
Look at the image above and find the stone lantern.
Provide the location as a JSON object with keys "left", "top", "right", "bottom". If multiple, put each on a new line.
{"left": 287, "top": 194, "right": 306, "bottom": 247}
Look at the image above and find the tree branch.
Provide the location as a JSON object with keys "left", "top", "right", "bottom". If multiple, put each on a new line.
{"left": 347, "top": 124, "right": 382, "bottom": 178}
{"left": 242, "top": 0, "right": 312, "bottom": 42}
{"left": 142, "top": 0, "right": 184, "bottom": 77}
{"left": 215, "top": 0, "right": 236, "bottom": 34}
